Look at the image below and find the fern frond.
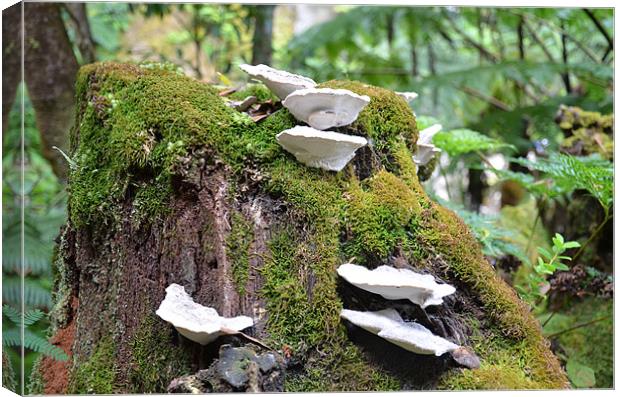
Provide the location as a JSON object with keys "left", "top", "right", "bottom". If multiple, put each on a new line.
{"left": 2, "top": 305, "right": 21, "bottom": 325}
{"left": 433, "top": 128, "right": 514, "bottom": 156}
{"left": 2, "top": 329, "right": 21, "bottom": 348}
{"left": 513, "top": 153, "right": 613, "bottom": 211}
{"left": 22, "top": 330, "right": 68, "bottom": 361}
{"left": 2, "top": 277, "right": 52, "bottom": 309}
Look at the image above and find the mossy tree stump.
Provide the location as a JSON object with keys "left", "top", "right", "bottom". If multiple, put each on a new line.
{"left": 32, "top": 62, "right": 568, "bottom": 393}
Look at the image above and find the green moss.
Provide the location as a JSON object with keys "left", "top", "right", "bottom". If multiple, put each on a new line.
{"left": 68, "top": 335, "right": 118, "bottom": 394}
{"left": 227, "top": 210, "right": 254, "bottom": 295}
{"left": 228, "top": 83, "right": 279, "bottom": 103}
{"left": 344, "top": 171, "right": 421, "bottom": 260}
{"left": 127, "top": 313, "right": 193, "bottom": 393}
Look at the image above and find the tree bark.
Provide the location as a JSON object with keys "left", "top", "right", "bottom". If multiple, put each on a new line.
{"left": 2, "top": 3, "right": 21, "bottom": 137}
{"left": 63, "top": 3, "right": 96, "bottom": 64}
{"left": 24, "top": 2, "right": 79, "bottom": 181}
{"left": 250, "top": 5, "right": 275, "bottom": 65}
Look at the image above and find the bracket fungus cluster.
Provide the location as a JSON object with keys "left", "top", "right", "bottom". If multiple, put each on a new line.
{"left": 239, "top": 64, "right": 371, "bottom": 171}
{"left": 156, "top": 283, "right": 254, "bottom": 345}
{"left": 337, "top": 263, "right": 478, "bottom": 368}
{"left": 413, "top": 123, "right": 443, "bottom": 167}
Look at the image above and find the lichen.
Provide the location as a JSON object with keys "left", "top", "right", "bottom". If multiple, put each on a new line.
{"left": 68, "top": 335, "right": 118, "bottom": 394}
{"left": 126, "top": 313, "right": 193, "bottom": 393}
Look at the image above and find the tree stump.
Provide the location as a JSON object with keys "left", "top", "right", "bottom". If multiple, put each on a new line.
{"left": 30, "top": 62, "right": 568, "bottom": 393}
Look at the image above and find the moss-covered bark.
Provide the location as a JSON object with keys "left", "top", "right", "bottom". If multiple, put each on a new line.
{"left": 36, "top": 62, "right": 568, "bottom": 393}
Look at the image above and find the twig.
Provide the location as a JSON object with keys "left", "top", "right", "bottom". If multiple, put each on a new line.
{"left": 459, "top": 86, "right": 512, "bottom": 111}
{"left": 573, "top": 211, "right": 611, "bottom": 262}
{"left": 546, "top": 316, "right": 610, "bottom": 338}
{"left": 583, "top": 9, "right": 613, "bottom": 61}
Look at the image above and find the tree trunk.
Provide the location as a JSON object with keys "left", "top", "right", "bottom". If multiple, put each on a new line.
{"left": 63, "top": 3, "right": 97, "bottom": 64}
{"left": 250, "top": 5, "right": 275, "bottom": 65}
{"left": 2, "top": 3, "right": 21, "bottom": 137}
{"left": 31, "top": 63, "right": 568, "bottom": 393}
{"left": 23, "top": 2, "right": 79, "bottom": 181}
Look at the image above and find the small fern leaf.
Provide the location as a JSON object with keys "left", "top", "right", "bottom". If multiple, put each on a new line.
{"left": 23, "top": 308, "right": 45, "bottom": 326}
{"left": 2, "top": 304, "right": 22, "bottom": 325}
{"left": 2, "top": 329, "right": 21, "bottom": 348}
{"left": 23, "top": 330, "right": 68, "bottom": 362}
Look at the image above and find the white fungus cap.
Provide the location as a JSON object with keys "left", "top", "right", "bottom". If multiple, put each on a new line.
{"left": 282, "top": 88, "right": 371, "bottom": 130}
{"left": 276, "top": 126, "right": 368, "bottom": 172}
{"left": 413, "top": 124, "right": 443, "bottom": 166}
{"left": 156, "top": 283, "right": 254, "bottom": 345}
{"left": 340, "top": 308, "right": 459, "bottom": 356}
{"left": 238, "top": 64, "right": 316, "bottom": 100}
{"left": 337, "top": 263, "right": 455, "bottom": 308}
{"left": 396, "top": 91, "right": 419, "bottom": 102}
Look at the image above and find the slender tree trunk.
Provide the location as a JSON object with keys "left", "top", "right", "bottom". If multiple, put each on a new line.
{"left": 560, "top": 21, "right": 572, "bottom": 94}
{"left": 24, "top": 2, "right": 79, "bottom": 181}
{"left": 63, "top": 3, "right": 96, "bottom": 64}
{"left": 250, "top": 5, "right": 275, "bottom": 65}
{"left": 2, "top": 3, "right": 21, "bottom": 137}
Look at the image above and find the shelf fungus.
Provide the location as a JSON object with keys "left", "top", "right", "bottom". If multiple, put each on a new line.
{"left": 238, "top": 64, "right": 316, "bottom": 100}
{"left": 413, "top": 123, "right": 443, "bottom": 167}
{"left": 276, "top": 126, "right": 368, "bottom": 171}
{"left": 396, "top": 91, "right": 419, "bottom": 103}
{"left": 156, "top": 283, "right": 254, "bottom": 345}
{"left": 340, "top": 308, "right": 459, "bottom": 356}
{"left": 282, "top": 88, "right": 371, "bottom": 130}
{"left": 336, "top": 263, "right": 455, "bottom": 308}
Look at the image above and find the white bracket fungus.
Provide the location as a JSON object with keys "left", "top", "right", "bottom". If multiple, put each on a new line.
{"left": 239, "top": 64, "right": 316, "bottom": 100}
{"left": 156, "top": 283, "right": 254, "bottom": 345}
{"left": 282, "top": 88, "right": 371, "bottom": 130}
{"left": 340, "top": 308, "right": 459, "bottom": 356}
{"left": 396, "top": 91, "right": 419, "bottom": 102}
{"left": 413, "top": 123, "right": 443, "bottom": 167}
{"left": 276, "top": 126, "right": 368, "bottom": 172}
{"left": 337, "top": 263, "right": 455, "bottom": 308}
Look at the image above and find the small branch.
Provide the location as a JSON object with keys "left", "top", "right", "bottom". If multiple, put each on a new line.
{"left": 459, "top": 86, "right": 512, "bottom": 111}
{"left": 546, "top": 316, "right": 610, "bottom": 339}
{"left": 523, "top": 20, "right": 556, "bottom": 63}
{"left": 513, "top": 11, "right": 601, "bottom": 64}
{"left": 573, "top": 211, "right": 611, "bottom": 262}
{"left": 445, "top": 13, "right": 499, "bottom": 63}
{"left": 583, "top": 9, "right": 613, "bottom": 61}
{"left": 560, "top": 21, "right": 572, "bottom": 94}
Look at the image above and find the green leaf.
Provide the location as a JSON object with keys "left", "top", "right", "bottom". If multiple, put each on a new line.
{"left": 563, "top": 241, "right": 581, "bottom": 249}
{"left": 433, "top": 128, "right": 514, "bottom": 156}
{"left": 566, "top": 359, "right": 596, "bottom": 388}
{"left": 537, "top": 247, "right": 552, "bottom": 260}
{"left": 556, "top": 263, "right": 570, "bottom": 271}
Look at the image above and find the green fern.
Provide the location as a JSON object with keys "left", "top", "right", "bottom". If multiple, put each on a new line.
{"left": 432, "top": 128, "right": 514, "bottom": 156}
{"left": 512, "top": 153, "right": 613, "bottom": 212}
{"left": 2, "top": 277, "right": 52, "bottom": 309}
{"left": 2, "top": 305, "right": 68, "bottom": 362}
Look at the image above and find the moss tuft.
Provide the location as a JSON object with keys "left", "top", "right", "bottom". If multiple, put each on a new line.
{"left": 127, "top": 314, "right": 192, "bottom": 393}
{"left": 68, "top": 335, "right": 118, "bottom": 394}
{"left": 226, "top": 210, "right": 254, "bottom": 295}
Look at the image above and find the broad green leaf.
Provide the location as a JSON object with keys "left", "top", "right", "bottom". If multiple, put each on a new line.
{"left": 566, "top": 359, "right": 596, "bottom": 388}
